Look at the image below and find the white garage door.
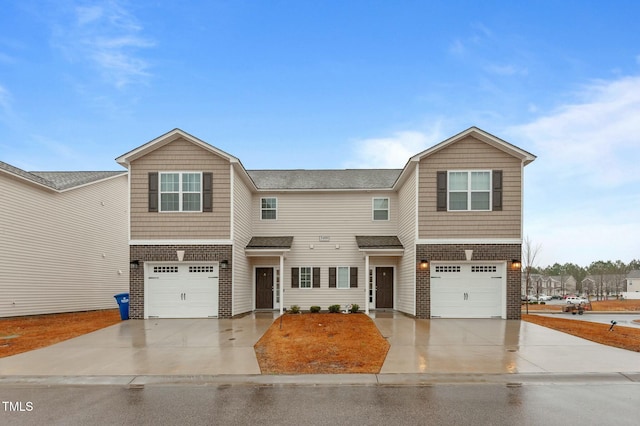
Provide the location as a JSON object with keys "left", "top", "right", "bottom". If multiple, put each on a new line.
{"left": 430, "top": 263, "right": 505, "bottom": 318}
{"left": 146, "top": 263, "right": 219, "bottom": 318}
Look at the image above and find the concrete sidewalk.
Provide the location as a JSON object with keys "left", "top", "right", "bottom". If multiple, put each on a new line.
{"left": 1, "top": 312, "right": 639, "bottom": 382}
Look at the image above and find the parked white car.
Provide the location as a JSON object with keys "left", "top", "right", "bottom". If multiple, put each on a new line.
{"left": 537, "top": 294, "right": 551, "bottom": 301}
{"left": 566, "top": 296, "right": 588, "bottom": 304}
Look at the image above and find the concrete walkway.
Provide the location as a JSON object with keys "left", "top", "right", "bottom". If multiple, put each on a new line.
{"left": 1, "top": 312, "right": 639, "bottom": 383}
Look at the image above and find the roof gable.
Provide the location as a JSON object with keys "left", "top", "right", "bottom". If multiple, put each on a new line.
{"left": 115, "top": 128, "right": 240, "bottom": 167}
{"left": 410, "top": 127, "right": 536, "bottom": 165}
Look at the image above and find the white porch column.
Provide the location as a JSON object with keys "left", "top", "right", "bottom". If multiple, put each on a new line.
{"left": 279, "top": 254, "right": 285, "bottom": 315}
{"left": 365, "top": 255, "right": 370, "bottom": 315}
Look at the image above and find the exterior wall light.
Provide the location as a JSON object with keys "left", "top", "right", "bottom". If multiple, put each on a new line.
{"left": 130, "top": 260, "right": 140, "bottom": 270}
{"left": 419, "top": 259, "right": 429, "bottom": 270}
{"left": 220, "top": 260, "right": 229, "bottom": 269}
{"left": 511, "top": 260, "right": 522, "bottom": 270}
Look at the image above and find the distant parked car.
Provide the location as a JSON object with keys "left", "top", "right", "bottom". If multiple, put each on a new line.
{"left": 551, "top": 295, "right": 562, "bottom": 300}
{"left": 566, "top": 296, "right": 587, "bottom": 304}
{"left": 527, "top": 295, "right": 538, "bottom": 302}
{"left": 538, "top": 294, "right": 551, "bottom": 301}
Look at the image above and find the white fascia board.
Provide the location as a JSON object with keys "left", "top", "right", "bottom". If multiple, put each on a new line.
{"left": 130, "top": 239, "right": 234, "bottom": 245}
{"left": 416, "top": 238, "right": 522, "bottom": 245}
{"left": 357, "top": 249, "right": 405, "bottom": 256}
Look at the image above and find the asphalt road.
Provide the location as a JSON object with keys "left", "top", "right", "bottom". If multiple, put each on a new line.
{"left": 2, "top": 382, "right": 640, "bottom": 425}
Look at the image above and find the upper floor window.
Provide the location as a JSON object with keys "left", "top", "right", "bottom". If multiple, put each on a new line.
{"left": 160, "top": 172, "right": 202, "bottom": 212}
{"left": 372, "top": 197, "right": 389, "bottom": 220}
{"left": 261, "top": 197, "right": 277, "bottom": 220}
{"left": 448, "top": 171, "right": 491, "bottom": 211}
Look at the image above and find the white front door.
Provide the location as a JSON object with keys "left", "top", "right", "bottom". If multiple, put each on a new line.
{"left": 430, "top": 263, "right": 505, "bottom": 318}
{"left": 146, "top": 263, "right": 219, "bottom": 318}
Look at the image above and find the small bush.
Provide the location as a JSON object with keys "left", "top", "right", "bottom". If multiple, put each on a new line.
{"left": 289, "top": 305, "right": 301, "bottom": 314}
{"left": 350, "top": 304, "right": 360, "bottom": 313}
{"left": 539, "top": 301, "right": 546, "bottom": 305}
{"left": 310, "top": 306, "right": 321, "bottom": 313}
{"left": 328, "top": 304, "right": 341, "bottom": 313}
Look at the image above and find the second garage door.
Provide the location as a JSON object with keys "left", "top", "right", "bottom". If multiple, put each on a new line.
{"left": 146, "top": 263, "right": 219, "bottom": 318}
{"left": 430, "top": 263, "right": 505, "bottom": 318}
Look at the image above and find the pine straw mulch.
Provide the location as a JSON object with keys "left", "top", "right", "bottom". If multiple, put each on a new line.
{"left": 0, "top": 309, "right": 122, "bottom": 358}
{"left": 254, "top": 313, "right": 390, "bottom": 374}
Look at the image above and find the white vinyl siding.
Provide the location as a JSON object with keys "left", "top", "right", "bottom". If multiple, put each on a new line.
{"left": 232, "top": 167, "right": 254, "bottom": 315}
{"left": 0, "top": 174, "right": 129, "bottom": 317}
{"left": 396, "top": 166, "right": 417, "bottom": 315}
{"left": 252, "top": 191, "right": 397, "bottom": 310}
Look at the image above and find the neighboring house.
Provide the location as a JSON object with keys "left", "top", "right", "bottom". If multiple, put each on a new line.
{"left": 522, "top": 274, "right": 577, "bottom": 297}
{"left": 116, "top": 127, "right": 535, "bottom": 320}
{"left": 582, "top": 274, "right": 627, "bottom": 297}
{"left": 0, "top": 161, "right": 129, "bottom": 317}
{"left": 623, "top": 270, "right": 640, "bottom": 300}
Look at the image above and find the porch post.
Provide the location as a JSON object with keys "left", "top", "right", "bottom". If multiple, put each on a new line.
{"left": 365, "top": 254, "right": 370, "bottom": 314}
{"left": 279, "top": 254, "right": 285, "bottom": 315}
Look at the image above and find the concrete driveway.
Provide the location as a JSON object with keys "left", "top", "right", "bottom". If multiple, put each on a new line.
{"left": 1, "top": 311, "right": 639, "bottom": 377}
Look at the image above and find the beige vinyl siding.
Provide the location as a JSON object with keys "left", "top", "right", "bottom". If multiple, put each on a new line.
{"left": 231, "top": 168, "right": 254, "bottom": 315}
{"left": 253, "top": 191, "right": 398, "bottom": 310}
{"left": 129, "top": 137, "right": 231, "bottom": 240}
{"left": 418, "top": 136, "right": 523, "bottom": 239}
{"left": 396, "top": 166, "right": 417, "bottom": 315}
{"left": 0, "top": 174, "right": 129, "bottom": 317}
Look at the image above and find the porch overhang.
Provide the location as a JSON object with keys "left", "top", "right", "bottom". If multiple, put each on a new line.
{"left": 245, "top": 236, "right": 293, "bottom": 257}
{"left": 356, "top": 236, "right": 404, "bottom": 256}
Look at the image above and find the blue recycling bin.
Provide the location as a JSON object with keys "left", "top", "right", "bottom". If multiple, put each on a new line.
{"left": 114, "top": 293, "right": 130, "bottom": 320}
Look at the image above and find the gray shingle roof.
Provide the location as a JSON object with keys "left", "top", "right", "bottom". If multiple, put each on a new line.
{"left": 355, "top": 236, "right": 404, "bottom": 249}
{"left": 246, "top": 236, "right": 294, "bottom": 249}
{"left": 247, "top": 169, "right": 402, "bottom": 190}
{"left": 0, "top": 161, "right": 126, "bottom": 191}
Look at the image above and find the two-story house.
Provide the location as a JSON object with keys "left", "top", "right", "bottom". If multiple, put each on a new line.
{"left": 116, "top": 126, "right": 535, "bottom": 320}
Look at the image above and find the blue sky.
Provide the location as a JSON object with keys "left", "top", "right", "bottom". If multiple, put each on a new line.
{"left": 1, "top": 1, "right": 639, "bottom": 268}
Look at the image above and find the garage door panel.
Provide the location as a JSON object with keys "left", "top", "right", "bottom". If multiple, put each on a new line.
{"left": 431, "top": 263, "right": 504, "bottom": 318}
{"left": 146, "top": 264, "right": 219, "bottom": 318}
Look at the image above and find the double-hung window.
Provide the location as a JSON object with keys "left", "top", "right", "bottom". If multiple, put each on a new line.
{"left": 160, "top": 172, "right": 202, "bottom": 212}
{"left": 448, "top": 171, "right": 491, "bottom": 211}
{"left": 337, "top": 266, "right": 350, "bottom": 289}
{"left": 299, "top": 267, "right": 312, "bottom": 289}
{"left": 261, "top": 197, "right": 277, "bottom": 220}
{"left": 372, "top": 197, "right": 389, "bottom": 220}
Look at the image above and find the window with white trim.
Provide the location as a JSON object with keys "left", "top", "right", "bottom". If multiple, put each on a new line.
{"left": 448, "top": 171, "right": 491, "bottom": 211}
{"left": 261, "top": 197, "right": 277, "bottom": 220}
{"left": 373, "top": 197, "right": 389, "bottom": 220}
{"left": 299, "top": 267, "right": 312, "bottom": 289}
{"left": 160, "top": 172, "right": 202, "bottom": 212}
{"left": 337, "top": 266, "right": 350, "bottom": 289}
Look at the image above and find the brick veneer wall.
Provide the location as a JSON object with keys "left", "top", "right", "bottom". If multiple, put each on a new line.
{"left": 129, "top": 245, "right": 233, "bottom": 319}
{"left": 415, "top": 243, "right": 522, "bottom": 320}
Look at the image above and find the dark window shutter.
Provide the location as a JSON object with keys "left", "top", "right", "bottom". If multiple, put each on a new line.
{"left": 313, "top": 267, "right": 320, "bottom": 288}
{"left": 437, "top": 171, "right": 447, "bottom": 211}
{"left": 148, "top": 172, "right": 158, "bottom": 212}
{"left": 203, "top": 172, "right": 213, "bottom": 212}
{"left": 350, "top": 267, "right": 358, "bottom": 288}
{"left": 329, "top": 267, "right": 336, "bottom": 288}
{"left": 492, "top": 170, "right": 503, "bottom": 211}
{"left": 291, "top": 268, "right": 299, "bottom": 288}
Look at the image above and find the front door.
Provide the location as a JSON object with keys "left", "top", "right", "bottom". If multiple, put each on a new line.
{"left": 375, "top": 267, "right": 394, "bottom": 309}
{"left": 256, "top": 267, "right": 274, "bottom": 309}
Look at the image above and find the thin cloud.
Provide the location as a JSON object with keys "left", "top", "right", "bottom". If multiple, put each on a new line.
{"left": 52, "top": 1, "right": 155, "bottom": 89}
{"left": 347, "top": 125, "right": 445, "bottom": 169}
{"left": 512, "top": 75, "right": 640, "bottom": 187}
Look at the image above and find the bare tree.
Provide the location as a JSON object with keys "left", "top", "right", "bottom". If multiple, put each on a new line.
{"left": 522, "top": 236, "right": 542, "bottom": 314}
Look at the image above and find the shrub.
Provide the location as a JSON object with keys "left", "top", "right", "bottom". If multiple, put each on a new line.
{"left": 328, "top": 304, "right": 341, "bottom": 313}
{"left": 350, "top": 304, "right": 360, "bottom": 313}
{"left": 310, "top": 306, "right": 321, "bottom": 313}
{"left": 289, "top": 305, "right": 301, "bottom": 314}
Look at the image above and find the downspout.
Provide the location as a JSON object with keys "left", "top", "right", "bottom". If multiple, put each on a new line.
{"left": 365, "top": 254, "right": 370, "bottom": 314}
{"left": 279, "top": 254, "right": 284, "bottom": 315}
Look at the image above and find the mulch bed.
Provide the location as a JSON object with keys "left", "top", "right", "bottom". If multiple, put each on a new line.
{"left": 254, "top": 313, "right": 390, "bottom": 374}
{"left": 0, "top": 309, "right": 122, "bottom": 358}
